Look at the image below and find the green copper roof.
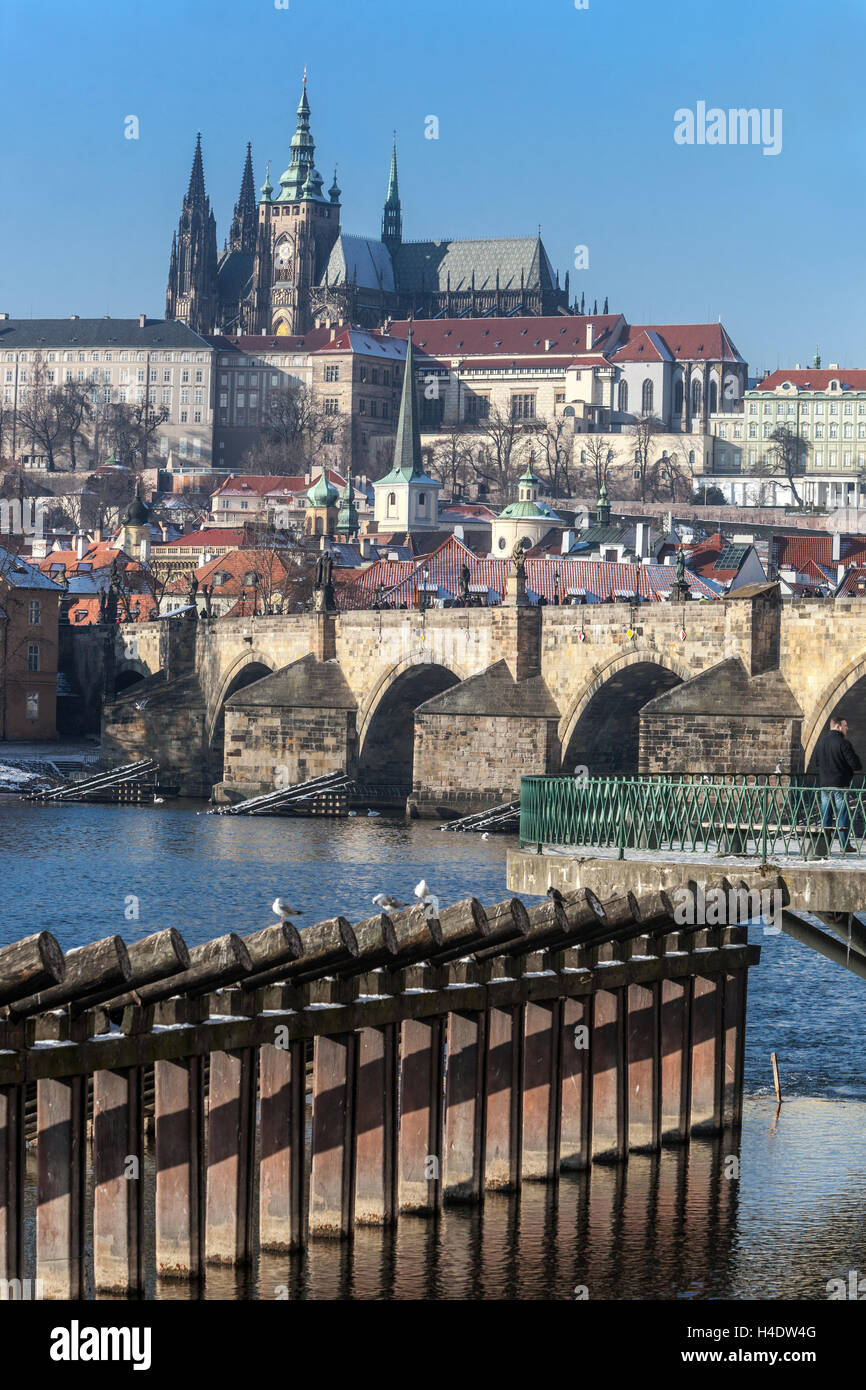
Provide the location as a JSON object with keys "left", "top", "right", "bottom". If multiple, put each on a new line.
{"left": 307, "top": 471, "right": 339, "bottom": 507}
{"left": 518, "top": 464, "right": 541, "bottom": 485}
{"left": 497, "top": 499, "right": 559, "bottom": 520}
{"left": 336, "top": 478, "right": 358, "bottom": 533}
{"left": 276, "top": 75, "right": 327, "bottom": 203}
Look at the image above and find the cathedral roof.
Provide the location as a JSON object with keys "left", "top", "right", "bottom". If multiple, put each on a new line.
{"left": 392, "top": 236, "right": 557, "bottom": 295}
{"left": 0, "top": 318, "right": 211, "bottom": 349}
{"left": 216, "top": 249, "right": 255, "bottom": 303}
{"left": 321, "top": 234, "right": 396, "bottom": 293}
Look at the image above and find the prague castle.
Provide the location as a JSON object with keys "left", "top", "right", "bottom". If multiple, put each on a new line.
{"left": 165, "top": 76, "right": 570, "bottom": 339}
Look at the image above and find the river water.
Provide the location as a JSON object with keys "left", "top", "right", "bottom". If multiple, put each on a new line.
{"left": 4, "top": 799, "right": 866, "bottom": 1300}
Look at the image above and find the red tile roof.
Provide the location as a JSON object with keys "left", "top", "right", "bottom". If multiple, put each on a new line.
{"left": 211, "top": 470, "right": 346, "bottom": 500}
{"left": 206, "top": 330, "right": 334, "bottom": 353}
{"left": 636, "top": 322, "right": 744, "bottom": 362}
{"left": 387, "top": 315, "right": 624, "bottom": 359}
{"left": 38, "top": 543, "right": 131, "bottom": 575}
{"left": 756, "top": 369, "right": 866, "bottom": 392}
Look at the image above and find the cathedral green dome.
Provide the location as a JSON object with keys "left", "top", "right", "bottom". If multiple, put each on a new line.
{"left": 307, "top": 472, "right": 339, "bottom": 507}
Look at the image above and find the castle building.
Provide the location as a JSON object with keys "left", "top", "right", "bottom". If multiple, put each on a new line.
{"left": 166, "top": 76, "right": 569, "bottom": 339}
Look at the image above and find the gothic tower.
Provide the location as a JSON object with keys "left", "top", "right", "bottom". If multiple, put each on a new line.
{"left": 165, "top": 133, "right": 218, "bottom": 334}
{"left": 248, "top": 75, "right": 341, "bottom": 336}
{"left": 381, "top": 136, "right": 402, "bottom": 253}
{"left": 228, "top": 143, "right": 257, "bottom": 254}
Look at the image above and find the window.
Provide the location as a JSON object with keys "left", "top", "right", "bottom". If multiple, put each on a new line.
{"left": 369, "top": 400, "right": 377, "bottom": 418}
{"left": 27, "top": 644, "right": 40, "bottom": 672}
{"left": 194, "top": 388, "right": 203, "bottom": 405}
{"left": 195, "top": 370, "right": 203, "bottom": 383}
{"left": 642, "top": 379, "right": 654, "bottom": 415}
{"left": 418, "top": 492, "right": 426, "bottom": 508}
{"left": 28, "top": 600, "right": 41, "bottom": 625}
{"left": 325, "top": 364, "right": 340, "bottom": 382}
{"left": 387, "top": 491, "right": 397, "bottom": 517}
{"left": 511, "top": 394, "right": 536, "bottom": 420}
{"left": 323, "top": 398, "right": 339, "bottom": 414}
{"left": 619, "top": 381, "right": 628, "bottom": 413}
{"left": 381, "top": 402, "right": 389, "bottom": 420}
{"left": 322, "top": 428, "right": 335, "bottom": 444}
{"left": 25, "top": 693, "right": 39, "bottom": 721}
{"left": 181, "top": 370, "right": 189, "bottom": 383}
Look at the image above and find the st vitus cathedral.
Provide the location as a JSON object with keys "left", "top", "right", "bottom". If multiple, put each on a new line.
{"left": 165, "top": 76, "right": 569, "bottom": 338}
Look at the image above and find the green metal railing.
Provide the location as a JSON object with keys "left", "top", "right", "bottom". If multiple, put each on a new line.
{"left": 519, "top": 775, "right": 866, "bottom": 859}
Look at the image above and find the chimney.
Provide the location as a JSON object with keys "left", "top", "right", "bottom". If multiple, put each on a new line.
{"left": 75, "top": 534, "right": 86, "bottom": 560}
{"left": 829, "top": 362, "right": 839, "bottom": 370}
{"left": 635, "top": 521, "right": 647, "bottom": 559}
{"left": 139, "top": 313, "right": 147, "bottom": 329}
{"left": 560, "top": 528, "right": 575, "bottom": 555}
{"left": 0, "top": 313, "right": 8, "bottom": 321}
{"left": 93, "top": 523, "right": 102, "bottom": 542}
{"left": 585, "top": 323, "right": 593, "bottom": 351}
{"left": 69, "top": 314, "right": 79, "bottom": 321}
{"left": 833, "top": 531, "right": 842, "bottom": 562}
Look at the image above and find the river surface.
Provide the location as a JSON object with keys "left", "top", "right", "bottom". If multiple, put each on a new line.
{"left": 4, "top": 799, "right": 866, "bottom": 1300}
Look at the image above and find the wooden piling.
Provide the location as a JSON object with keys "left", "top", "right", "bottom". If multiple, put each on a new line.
{"left": 259, "top": 1039, "right": 306, "bottom": 1251}
{"left": 689, "top": 975, "right": 723, "bottom": 1135}
{"left": 659, "top": 974, "right": 691, "bottom": 1144}
{"left": 521, "top": 1001, "right": 561, "bottom": 1180}
{"left": 484, "top": 1005, "right": 521, "bottom": 1190}
{"left": 397, "top": 1017, "right": 444, "bottom": 1214}
{"left": 722, "top": 970, "right": 748, "bottom": 1128}
{"left": 205, "top": 1048, "right": 257, "bottom": 1264}
{"left": 353, "top": 1024, "right": 398, "bottom": 1225}
{"left": 92, "top": 1066, "right": 144, "bottom": 1292}
{"left": 154, "top": 1056, "right": 204, "bottom": 1278}
{"left": 0, "top": 1083, "right": 24, "bottom": 1282}
{"left": 442, "top": 1010, "right": 486, "bottom": 1203}
{"left": 309, "top": 1032, "right": 357, "bottom": 1237}
{"left": 36, "top": 1075, "right": 87, "bottom": 1299}
{"left": 591, "top": 989, "right": 626, "bottom": 1163}
{"left": 626, "top": 982, "right": 660, "bottom": 1152}
{"left": 559, "top": 996, "right": 591, "bottom": 1170}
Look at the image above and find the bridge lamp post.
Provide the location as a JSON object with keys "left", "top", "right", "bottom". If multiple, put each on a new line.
{"left": 250, "top": 573, "right": 259, "bottom": 617}
{"left": 421, "top": 566, "right": 430, "bottom": 613}
{"left": 553, "top": 568, "right": 560, "bottom": 606}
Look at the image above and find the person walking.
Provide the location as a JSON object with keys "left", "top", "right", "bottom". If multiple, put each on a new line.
{"left": 814, "top": 715, "right": 862, "bottom": 853}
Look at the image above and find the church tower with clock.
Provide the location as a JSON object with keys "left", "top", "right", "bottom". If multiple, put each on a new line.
{"left": 247, "top": 76, "right": 342, "bottom": 335}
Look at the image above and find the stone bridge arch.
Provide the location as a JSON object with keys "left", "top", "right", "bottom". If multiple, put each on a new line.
{"left": 356, "top": 656, "right": 468, "bottom": 785}
{"left": 113, "top": 658, "right": 152, "bottom": 694}
{"left": 559, "top": 648, "right": 691, "bottom": 776}
{"left": 207, "top": 651, "right": 275, "bottom": 780}
{"left": 802, "top": 651, "right": 866, "bottom": 767}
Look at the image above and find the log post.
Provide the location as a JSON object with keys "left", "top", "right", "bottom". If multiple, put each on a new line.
{"left": 721, "top": 969, "right": 748, "bottom": 1129}
{"left": 10, "top": 936, "right": 131, "bottom": 1018}
{"left": 626, "top": 982, "right": 660, "bottom": 1151}
{"left": 205, "top": 1048, "right": 257, "bottom": 1264}
{"left": 73, "top": 929, "right": 190, "bottom": 1013}
{"left": 442, "top": 1010, "right": 486, "bottom": 1203}
{"left": 521, "top": 1001, "right": 561, "bottom": 1180}
{"left": 93, "top": 1066, "right": 144, "bottom": 1292}
{"left": 154, "top": 1056, "right": 204, "bottom": 1278}
{"left": 0, "top": 932, "right": 65, "bottom": 1007}
{"left": 559, "top": 995, "right": 591, "bottom": 1169}
{"left": 660, "top": 973, "right": 691, "bottom": 1144}
{"left": 484, "top": 1005, "right": 521, "bottom": 1190}
{"left": 398, "top": 1017, "right": 444, "bottom": 1214}
{"left": 309, "top": 1032, "right": 357, "bottom": 1237}
{"left": 590, "top": 988, "right": 626, "bottom": 1163}
{"left": 354, "top": 1023, "right": 398, "bottom": 1225}
{"left": 36, "top": 1075, "right": 87, "bottom": 1298}
{"left": 259, "top": 1037, "right": 306, "bottom": 1252}
{"left": 0, "top": 1083, "right": 24, "bottom": 1283}
{"left": 689, "top": 974, "right": 723, "bottom": 1135}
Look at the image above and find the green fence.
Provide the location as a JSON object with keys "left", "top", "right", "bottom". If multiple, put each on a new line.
{"left": 519, "top": 776, "right": 866, "bottom": 859}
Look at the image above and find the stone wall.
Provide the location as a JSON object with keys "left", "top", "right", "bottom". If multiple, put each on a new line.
{"left": 639, "top": 712, "right": 803, "bottom": 776}
{"left": 222, "top": 705, "right": 355, "bottom": 799}
{"left": 102, "top": 672, "right": 211, "bottom": 797}
{"left": 411, "top": 711, "right": 559, "bottom": 818}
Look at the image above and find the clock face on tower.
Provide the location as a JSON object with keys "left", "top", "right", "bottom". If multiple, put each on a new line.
{"left": 276, "top": 241, "right": 291, "bottom": 267}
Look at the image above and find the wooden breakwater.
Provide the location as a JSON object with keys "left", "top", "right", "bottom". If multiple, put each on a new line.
{"left": 0, "top": 874, "right": 773, "bottom": 1297}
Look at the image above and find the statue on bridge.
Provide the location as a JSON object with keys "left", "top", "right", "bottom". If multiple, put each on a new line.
{"left": 506, "top": 538, "right": 529, "bottom": 608}
{"left": 313, "top": 551, "right": 336, "bottom": 613}
{"left": 458, "top": 564, "right": 471, "bottom": 606}
{"left": 673, "top": 545, "right": 690, "bottom": 601}
{"left": 185, "top": 570, "right": 199, "bottom": 621}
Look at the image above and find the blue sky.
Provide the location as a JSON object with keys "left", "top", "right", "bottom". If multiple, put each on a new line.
{"left": 1, "top": 0, "right": 863, "bottom": 375}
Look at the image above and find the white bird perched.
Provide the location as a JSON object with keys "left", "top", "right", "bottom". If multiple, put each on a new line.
{"left": 367, "top": 810, "right": 381, "bottom": 817}
{"left": 414, "top": 879, "right": 440, "bottom": 920}
{"left": 134, "top": 698, "right": 149, "bottom": 712}
{"left": 372, "top": 892, "right": 408, "bottom": 912}
{"left": 272, "top": 897, "right": 302, "bottom": 920}
{"left": 153, "top": 797, "right": 164, "bottom": 805}
{"left": 481, "top": 832, "right": 489, "bottom": 841}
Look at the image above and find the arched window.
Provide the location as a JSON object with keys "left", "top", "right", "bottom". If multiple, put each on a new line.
{"left": 387, "top": 491, "right": 397, "bottom": 516}
{"left": 619, "top": 381, "right": 629, "bottom": 413}
{"left": 315, "top": 516, "right": 323, "bottom": 535}
{"left": 709, "top": 379, "right": 718, "bottom": 414}
{"left": 418, "top": 492, "right": 426, "bottom": 507}
{"left": 691, "top": 378, "right": 702, "bottom": 416}
{"left": 641, "top": 379, "right": 653, "bottom": 415}
{"left": 674, "top": 380, "right": 684, "bottom": 413}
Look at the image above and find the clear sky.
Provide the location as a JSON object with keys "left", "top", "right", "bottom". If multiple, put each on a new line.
{"left": 1, "top": 0, "right": 863, "bottom": 376}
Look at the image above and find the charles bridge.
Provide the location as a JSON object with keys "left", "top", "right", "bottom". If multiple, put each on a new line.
{"left": 100, "top": 586, "right": 866, "bottom": 812}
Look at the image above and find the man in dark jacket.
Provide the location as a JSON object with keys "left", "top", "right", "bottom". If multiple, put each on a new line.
{"left": 815, "top": 716, "right": 862, "bottom": 852}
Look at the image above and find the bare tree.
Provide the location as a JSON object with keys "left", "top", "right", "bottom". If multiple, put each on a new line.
{"left": 629, "top": 414, "right": 664, "bottom": 503}
{"left": 764, "top": 424, "right": 809, "bottom": 509}
{"left": 428, "top": 425, "right": 475, "bottom": 496}
{"left": 576, "top": 433, "right": 613, "bottom": 498}
{"left": 471, "top": 406, "right": 532, "bottom": 503}
{"left": 99, "top": 399, "right": 170, "bottom": 472}
{"left": 54, "top": 380, "right": 92, "bottom": 472}
{"left": 15, "top": 364, "right": 63, "bottom": 472}
{"left": 532, "top": 415, "right": 574, "bottom": 497}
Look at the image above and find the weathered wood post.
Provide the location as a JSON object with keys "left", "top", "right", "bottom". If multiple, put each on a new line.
{"left": 205, "top": 1046, "right": 257, "bottom": 1264}
{"left": 309, "top": 1032, "right": 357, "bottom": 1237}
{"left": 689, "top": 974, "right": 723, "bottom": 1135}
{"left": 626, "top": 980, "right": 660, "bottom": 1152}
{"left": 36, "top": 1075, "right": 87, "bottom": 1298}
{"left": 442, "top": 1009, "right": 487, "bottom": 1203}
{"left": 259, "top": 1036, "right": 306, "bottom": 1252}
{"left": 521, "top": 1001, "right": 562, "bottom": 1180}
{"left": 721, "top": 970, "right": 748, "bottom": 1129}
{"left": 484, "top": 1004, "right": 522, "bottom": 1190}
{"left": 354, "top": 1023, "right": 398, "bottom": 1225}
{"left": 398, "top": 1016, "right": 444, "bottom": 1214}
{"left": 590, "top": 989, "right": 626, "bottom": 1162}
{"left": 559, "top": 993, "right": 592, "bottom": 1170}
{"left": 659, "top": 968, "right": 691, "bottom": 1144}
{"left": 0, "top": 1082, "right": 24, "bottom": 1283}
{"left": 92, "top": 1065, "right": 145, "bottom": 1293}
{"left": 154, "top": 1055, "right": 204, "bottom": 1279}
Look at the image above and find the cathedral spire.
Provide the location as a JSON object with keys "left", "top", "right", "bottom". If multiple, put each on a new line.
{"left": 382, "top": 134, "right": 402, "bottom": 250}
{"left": 229, "top": 142, "right": 257, "bottom": 253}
{"left": 277, "top": 72, "right": 320, "bottom": 201}
{"left": 187, "top": 132, "right": 207, "bottom": 205}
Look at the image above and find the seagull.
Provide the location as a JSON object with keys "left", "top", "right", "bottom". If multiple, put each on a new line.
{"left": 546, "top": 886, "right": 564, "bottom": 904}
{"left": 481, "top": 832, "right": 490, "bottom": 840}
{"left": 414, "top": 879, "right": 440, "bottom": 920}
{"left": 372, "top": 892, "right": 408, "bottom": 912}
{"left": 367, "top": 810, "right": 381, "bottom": 817}
{"left": 134, "top": 699, "right": 149, "bottom": 711}
{"left": 272, "top": 897, "right": 302, "bottom": 920}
